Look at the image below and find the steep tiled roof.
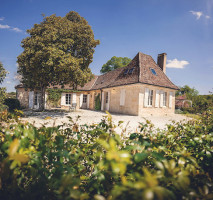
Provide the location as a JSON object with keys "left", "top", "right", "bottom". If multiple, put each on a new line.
{"left": 90, "top": 52, "right": 178, "bottom": 90}
{"left": 15, "top": 52, "right": 179, "bottom": 91}
{"left": 138, "top": 52, "right": 179, "bottom": 89}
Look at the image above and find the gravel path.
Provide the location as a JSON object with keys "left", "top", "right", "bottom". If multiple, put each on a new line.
{"left": 21, "top": 109, "right": 190, "bottom": 134}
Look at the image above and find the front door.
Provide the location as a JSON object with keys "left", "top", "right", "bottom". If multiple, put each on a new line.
{"left": 33, "top": 92, "right": 39, "bottom": 110}
{"left": 82, "top": 94, "right": 87, "bottom": 109}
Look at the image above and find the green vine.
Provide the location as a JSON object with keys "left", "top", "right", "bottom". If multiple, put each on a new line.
{"left": 46, "top": 89, "right": 80, "bottom": 106}
{"left": 95, "top": 93, "right": 101, "bottom": 110}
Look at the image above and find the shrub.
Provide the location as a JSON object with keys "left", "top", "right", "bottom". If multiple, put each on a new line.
{"left": 95, "top": 93, "right": 101, "bottom": 110}
{"left": 4, "top": 98, "right": 21, "bottom": 112}
{"left": 0, "top": 110, "right": 212, "bottom": 199}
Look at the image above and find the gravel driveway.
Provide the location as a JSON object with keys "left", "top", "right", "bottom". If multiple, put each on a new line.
{"left": 21, "top": 109, "right": 190, "bottom": 134}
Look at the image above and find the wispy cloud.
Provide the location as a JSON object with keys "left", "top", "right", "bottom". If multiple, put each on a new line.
{"left": 0, "top": 17, "right": 4, "bottom": 21}
{"left": 0, "top": 23, "right": 23, "bottom": 33}
{"left": 0, "top": 24, "right": 10, "bottom": 29}
{"left": 6, "top": 81, "right": 11, "bottom": 84}
{"left": 167, "top": 59, "right": 189, "bottom": 69}
{"left": 190, "top": 11, "right": 203, "bottom": 19}
{"left": 190, "top": 10, "right": 211, "bottom": 20}
{"left": 12, "top": 27, "right": 22, "bottom": 32}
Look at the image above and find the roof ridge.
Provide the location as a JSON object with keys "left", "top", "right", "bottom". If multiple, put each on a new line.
{"left": 138, "top": 52, "right": 141, "bottom": 83}
{"left": 90, "top": 76, "right": 99, "bottom": 89}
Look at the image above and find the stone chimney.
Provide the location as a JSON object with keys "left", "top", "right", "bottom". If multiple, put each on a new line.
{"left": 157, "top": 53, "right": 167, "bottom": 73}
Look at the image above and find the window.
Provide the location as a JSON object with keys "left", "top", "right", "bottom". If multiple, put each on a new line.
{"left": 128, "top": 68, "right": 134, "bottom": 74}
{"left": 124, "top": 69, "right": 129, "bottom": 75}
{"left": 147, "top": 89, "right": 153, "bottom": 106}
{"left": 66, "top": 94, "right": 71, "bottom": 105}
{"left": 106, "top": 92, "right": 108, "bottom": 103}
{"left": 83, "top": 94, "right": 87, "bottom": 103}
{"left": 34, "top": 92, "right": 38, "bottom": 105}
{"left": 150, "top": 68, "right": 157, "bottom": 75}
{"left": 163, "top": 92, "right": 167, "bottom": 106}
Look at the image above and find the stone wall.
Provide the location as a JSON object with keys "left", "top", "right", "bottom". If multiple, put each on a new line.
{"left": 16, "top": 88, "right": 29, "bottom": 108}
{"left": 102, "top": 83, "right": 176, "bottom": 116}
{"left": 138, "top": 84, "right": 176, "bottom": 116}
{"left": 103, "top": 84, "right": 140, "bottom": 116}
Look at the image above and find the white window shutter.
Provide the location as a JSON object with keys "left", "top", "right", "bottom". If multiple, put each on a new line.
{"left": 106, "top": 92, "right": 110, "bottom": 111}
{"left": 101, "top": 92, "right": 104, "bottom": 110}
{"left": 80, "top": 94, "right": 83, "bottom": 108}
{"left": 44, "top": 92, "right": 47, "bottom": 109}
{"left": 61, "top": 93, "right": 66, "bottom": 106}
{"left": 87, "top": 94, "right": 90, "bottom": 109}
{"left": 120, "top": 89, "right": 125, "bottom": 106}
{"left": 72, "top": 93, "right": 77, "bottom": 104}
{"left": 155, "top": 90, "right": 160, "bottom": 107}
{"left": 144, "top": 88, "right": 149, "bottom": 107}
{"left": 169, "top": 92, "right": 173, "bottom": 108}
{"left": 29, "top": 91, "right": 34, "bottom": 109}
{"left": 160, "top": 91, "right": 164, "bottom": 107}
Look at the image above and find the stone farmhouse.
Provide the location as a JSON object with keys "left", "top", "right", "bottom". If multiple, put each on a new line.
{"left": 16, "top": 52, "right": 179, "bottom": 116}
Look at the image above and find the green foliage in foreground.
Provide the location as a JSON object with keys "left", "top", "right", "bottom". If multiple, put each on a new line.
{"left": 0, "top": 110, "right": 213, "bottom": 200}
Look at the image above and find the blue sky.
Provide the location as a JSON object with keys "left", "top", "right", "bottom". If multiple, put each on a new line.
{"left": 0, "top": 0, "right": 212, "bottom": 94}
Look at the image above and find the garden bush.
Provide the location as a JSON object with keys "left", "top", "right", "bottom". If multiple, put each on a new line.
{"left": 4, "top": 98, "right": 21, "bottom": 112}
{"left": 0, "top": 110, "right": 212, "bottom": 199}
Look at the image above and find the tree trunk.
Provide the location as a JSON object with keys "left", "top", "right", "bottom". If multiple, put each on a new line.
{"left": 39, "top": 86, "right": 46, "bottom": 111}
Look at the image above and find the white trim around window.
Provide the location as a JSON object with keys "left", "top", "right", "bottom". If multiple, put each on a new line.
{"left": 144, "top": 88, "right": 153, "bottom": 107}
{"left": 65, "top": 94, "right": 71, "bottom": 105}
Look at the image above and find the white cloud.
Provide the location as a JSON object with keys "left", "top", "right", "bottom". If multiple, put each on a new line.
{"left": 0, "top": 24, "right": 10, "bottom": 29}
{"left": 0, "top": 17, "right": 4, "bottom": 21}
{"left": 190, "top": 11, "right": 203, "bottom": 19}
{"left": 190, "top": 11, "right": 211, "bottom": 20}
{"left": 0, "top": 24, "right": 23, "bottom": 33}
{"left": 6, "top": 81, "right": 11, "bottom": 84}
{"left": 12, "top": 27, "right": 22, "bottom": 32}
{"left": 167, "top": 59, "right": 189, "bottom": 69}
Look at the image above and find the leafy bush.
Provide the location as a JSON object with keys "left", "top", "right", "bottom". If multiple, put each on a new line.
{"left": 0, "top": 111, "right": 212, "bottom": 199}
{"left": 4, "top": 98, "right": 21, "bottom": 112}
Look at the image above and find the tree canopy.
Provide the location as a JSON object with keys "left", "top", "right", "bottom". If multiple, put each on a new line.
{"left": 0, "top": 61, "right": 7, "bottom": 84}
{"left": 176, "top": 85, "right": 199, "bottom": 100}
{"left": 17, "top": 11, "right": 99, "bottom": 110}
{"left": 0, "top": 61, "right": 7, "bottom": 109}
{"left": 100, "top": 56, "right": 131, "bottom": 74}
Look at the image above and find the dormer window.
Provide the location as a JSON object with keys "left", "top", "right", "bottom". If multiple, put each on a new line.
{"left": 128, "top": 68, "right": 134, "bottom": 74}
{"left": 124, "top": 69, "right": 129, "bottom": 75}
{"left": 150, "top": 68, "right": 157, "bottom": 75}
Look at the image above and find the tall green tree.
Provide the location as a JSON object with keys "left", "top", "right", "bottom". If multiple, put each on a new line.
{"left": 17, "top": 11, "right": 99, "bottom": 110}
{"left": 176, "top": 85, "right": 199, "bottom": 100}
{"left": 100, "top": 56, "right": 131, "bottom": 74}
{"left": 0, "top": 61, "right": 7, "bottom": 108}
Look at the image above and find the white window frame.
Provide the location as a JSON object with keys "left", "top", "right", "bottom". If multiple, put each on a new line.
{"left": 83, "top": 94, "right": 87, "bottom": 103}
{"left": 106, "top": 92, "right": 109, "bottom": 103}
{"left": 34, "top": 92, "right": 38, "bottom": 106}
{"left": 144, "top": 88, "right": 153, "bottom": 107}
{"left": 65, "top": 94, "right": 71, "bottom": 105}
{"left": 162, "top": 91, "right": 167, "bottom": 107}
{"left": 147, "top": 89, "right": 153, "bottom": 106}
